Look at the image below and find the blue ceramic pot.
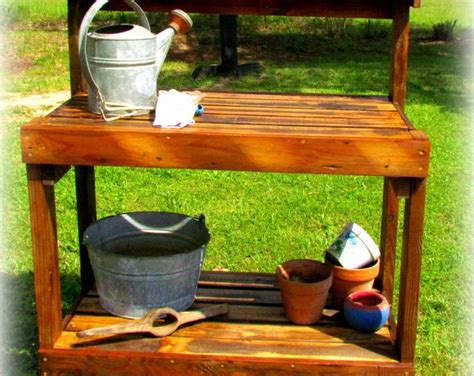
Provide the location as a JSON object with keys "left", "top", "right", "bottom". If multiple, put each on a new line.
{"left": 343, "top": 291, "right": 390, "bottom": 332}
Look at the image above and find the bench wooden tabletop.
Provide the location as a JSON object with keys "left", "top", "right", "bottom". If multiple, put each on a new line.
{"left": 21, "top": 91, "right": 429, "bottom": 177}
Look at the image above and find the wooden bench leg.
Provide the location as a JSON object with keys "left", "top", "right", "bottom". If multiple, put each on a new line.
{"left": 75, "top": 166, "right": 97, "bottom": 293}
{"left": 390, "top": 0, "right": 410, "bottom": 109}
{"left": 27, "top": 164, "right": 62, "bottom": 349}
{"left": 379, "top": 177, "right": 401, "bottom": 305}
{"left": 397, "top": 178, "right": 427, "bottom": 363}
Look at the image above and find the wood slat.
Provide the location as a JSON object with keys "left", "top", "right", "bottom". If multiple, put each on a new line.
{"left": 199, "top": 270, "right": 278, "bottom": 289}
{"left": 21, "top": 125, "right": 430, "bottom": 177}
{"left": 158, "top": 336, "right": 397, "bottom": 362}
{"left": 202, "top": 106, "right": 401, "bottom": 118}
{"left": 390, "top": 0, "right": 411, "bottom": 108}
{"left": 65, "top": 315, "right": 392, "bottom": 344}
{"left": 71, "top": 302, "right": 289, "bottom": 325}
{"left": 51, "top": 93, "right": 397, "bottom": 115}
{"left": 27, "top": 165, "right": 63, "bottom": 349}
{"left": 197, "top": 115, "right": 406, "bottom": 129}
{"left": 101, "top": 0, "right": 395, "bottom": 19}
{"left": 47, "top": 110, "right": 407, "bottom": 130}
{"left": 75, "top": 166, "right": 96, "bottom": 293}
{"left": 36, "top": 116, "right": 413, "bottom": 137}
{"left": 379, "top": 178, "right": 402, "bottom": 307}
{"left": 201, "top": 92, "right": 395, "bottom": 108}
{"left": 54, "top": 331, "right": 397, "bottom": 364}
{"left": 397, "top": 178, "right": 426, "bottom": 363}
{"left": 40, "top": 348, "right": 415, "bottom": 376}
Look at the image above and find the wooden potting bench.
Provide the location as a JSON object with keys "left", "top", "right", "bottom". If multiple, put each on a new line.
{"left": 21, "top": 0, "right": 429, "bottom": 374}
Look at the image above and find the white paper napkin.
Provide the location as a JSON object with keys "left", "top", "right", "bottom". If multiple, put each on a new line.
{"left": 154, "top": 89, "right": 202, "bottom": 128}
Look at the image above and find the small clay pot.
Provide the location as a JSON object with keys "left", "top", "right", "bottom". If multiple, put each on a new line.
{"left": 325, "top": 256, "right": 380, "bottom": 310}
{"left": 344, "top": 290, "right": 390, "bottom": 332}
{"left": 276, "top": 259, "right": 333, "bottom": 325}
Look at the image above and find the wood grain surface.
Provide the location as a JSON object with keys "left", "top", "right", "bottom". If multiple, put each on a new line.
{"left": 21, "top": 92, "right": 430, "bottom": 177}
{"left": 93, "top": 0, "right": 420, "bottom": 19}
{"left": 27, "top": 165, "right": 63, "bottom": 349}
{"left": 40, "top": 271, "right": 415, "bottom": 374}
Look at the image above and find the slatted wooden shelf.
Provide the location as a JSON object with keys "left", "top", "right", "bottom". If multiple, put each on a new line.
{"left": 40, "top": 271, "right": 410, "bottom": 374}
{"left": 22, "top": 91, "right": 429, "bottom": 178}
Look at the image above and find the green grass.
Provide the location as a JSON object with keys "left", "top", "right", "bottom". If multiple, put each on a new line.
{"left": 0, "top": 0, "right": 66, "bottom": 24}
{"left": 1, "top": 1, "right": 473, "bottom": 375}
{"left": 411, "top": 0, "right": 473, "bottom": 28}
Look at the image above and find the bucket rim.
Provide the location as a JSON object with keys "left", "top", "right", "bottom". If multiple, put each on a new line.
{"left": 83, "top": 211, "right": 211, "bottom": 251}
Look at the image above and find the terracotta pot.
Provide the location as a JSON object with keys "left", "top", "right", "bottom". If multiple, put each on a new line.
{"left": 276, "top": 259, "right": 333, "bottom": 325}
{"left": 325, "top": 256, "right": 380, "bottom": 310}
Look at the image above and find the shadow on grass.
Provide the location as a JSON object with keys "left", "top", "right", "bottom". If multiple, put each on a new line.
{"left": 1, "top": 271, "right": 81, "bottom": 375}
{"left": 164, "top": 24, "right": 470, "bottom": 114}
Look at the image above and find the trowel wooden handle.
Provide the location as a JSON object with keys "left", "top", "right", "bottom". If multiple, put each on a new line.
{"left": 168, "top": 9, "right": 193, "bottom": 34}
{"left": 76, "top": 304, "right": 228, "bottom": 338}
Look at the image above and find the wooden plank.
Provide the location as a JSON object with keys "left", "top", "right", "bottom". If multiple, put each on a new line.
{"left": 195, "top": 286, "right": 281, "bottom": 305}
{"left": 54, "top": 332, "right": 397, "bottom": 363}
{"left": 157, "top": 336, "right": 397, "bottom": 362}
{"left": 71, "top": 303, "right": 288, "bottom": 326}
{"left": 68, "top": 90, "right": 393, "bottom": 104}
{"left": 50, "top": 103, "right": 399, "bottom": 118}
{"left": 378, "top": 177, "right": 401, "bottom": 306}
{"left": 64, "top": 316, "right": 392, "bottom": 342}
{"left": 38, "top": 116, "right": 413, "bottom": 137}
{"left": 40, "top": 348, "right": 414, "bottom": 376}
{"left": 75, "top": 166, "right": 96, "bottom": 293}
{"left": 101, "top": 0, "right": 394, "bottom": 19}
{"left": 21, "top": 122, "right": 430, "bottom": 177}
{"left": 201, "top": 106, "right": 402, "bottom": 119}
{"left": 196, "top": 115, "right": 406, "bottom": 129}
{"left": 67, "top": 0, "right": 89, "bottom": 95}
{"left": 74, "top": 296, "right": 289, "bottom": 321}
{"left": 397, "top": 178, "right": 426, "bottom": 363}
{"left": 71, "top": 298, "right": 338, "bottom": 327}
{"left": 27, "top": 164, "right": 62, "bottom": 349}
{"left": 52, "top": 93, "right": 397, "bottom": 113}
{"left": 199, "top": 270, "right": 278, "bottom": 289}
{"left": 201, "top": 92, "right": 395, "bottom": 109}
{"left": 390, "top": 0, "right": 411, "bottom": 108}
{"left": 48, "top": 108, "right": 407, "bottom": 129}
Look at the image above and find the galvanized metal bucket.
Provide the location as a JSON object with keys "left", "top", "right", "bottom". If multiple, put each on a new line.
{"left": 83, "top": 212, "right": 210, "bottom": 318}
{"left": 78, "top": 0, "right": 192, "bottom": 121}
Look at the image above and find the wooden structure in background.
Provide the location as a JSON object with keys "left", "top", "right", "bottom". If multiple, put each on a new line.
{"left": 22, "top": 0, "right": 428, "bottom": 374}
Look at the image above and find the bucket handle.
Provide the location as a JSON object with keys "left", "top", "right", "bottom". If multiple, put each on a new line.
{"left": 78, "top": 0, "right": 153, "bottom": 121}
{"left": 120, "top": 213, "right": 205, "bottom": 235}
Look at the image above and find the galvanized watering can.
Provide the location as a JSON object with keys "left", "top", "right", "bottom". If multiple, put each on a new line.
{"left": 79, "top": 0, "right": 192, "bottom": 121}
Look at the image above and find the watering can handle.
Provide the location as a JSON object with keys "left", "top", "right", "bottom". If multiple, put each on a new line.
{"left": 78, "top": 0, "right": 151, "bottom": 102}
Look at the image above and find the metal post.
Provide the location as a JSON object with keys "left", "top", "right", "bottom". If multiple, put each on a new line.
{"left": 193, "top": 15, "right": 262, "bottom": 78}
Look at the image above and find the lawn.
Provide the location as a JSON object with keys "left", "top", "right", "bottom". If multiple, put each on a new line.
{"left": 1, "top": 1, "right": 472, "bottom": 374}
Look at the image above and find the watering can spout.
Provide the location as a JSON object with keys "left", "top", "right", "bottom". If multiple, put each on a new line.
{"left": 167, "top": 9, "right": 193, "bottom": 34}
{"left": 155, "top": 9, "right": 193, "bottom": 84}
